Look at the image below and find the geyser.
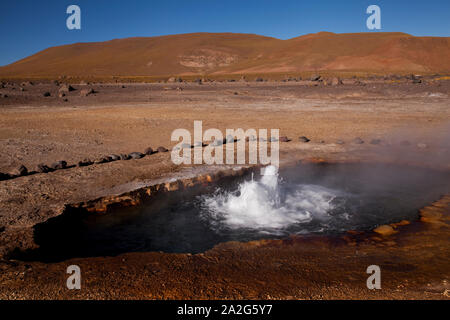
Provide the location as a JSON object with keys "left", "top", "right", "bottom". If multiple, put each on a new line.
{"left": 24, "top": 163, "right": 450, "bottom": 262}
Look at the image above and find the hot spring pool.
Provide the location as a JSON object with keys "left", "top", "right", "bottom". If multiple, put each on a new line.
{"left": 29, "top": 163, "right": 450, "bottom": 261}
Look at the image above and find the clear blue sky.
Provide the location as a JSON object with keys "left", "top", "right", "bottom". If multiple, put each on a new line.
{"left": 1, "top": 0, "right": 449, "bottom": 66}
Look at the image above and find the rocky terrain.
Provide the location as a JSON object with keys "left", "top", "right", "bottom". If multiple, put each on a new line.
{"left": 0, "top": 77, "right": 449, "bottom": 299}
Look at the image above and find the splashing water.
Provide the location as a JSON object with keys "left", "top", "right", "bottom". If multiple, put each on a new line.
{"left": 200, "top": 166, "right": 341, "bottom": 234}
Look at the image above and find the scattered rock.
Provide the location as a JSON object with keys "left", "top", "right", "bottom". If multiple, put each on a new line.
{"left": 12, "top": 165, "right": 28, "bottom": 176}
{"left": 50, "top": 161, "right": 67, "bottom": 170}
{"left": 352, "top": 137, "right": 364, "bottom": 144}
{"left": 144, "top": 147, "right": 154, "bottom": 155}
{"left": 390, "top": 220, "right": 410, "bottom": 228}
{"left": 353, "top": 79, "right": 366, "bottom": 86}
{"left": 299, "top": 136, "right": 310, "bottom": 143}
{"left": 336, "top": 139, "right": 345, "bottom": 145}
{"left": 59, "top": 84, "right": 75, "bottom": 92}
{"left": 310, "top": 74, "right": 321, "bottom": 81}
{"left": 36, "top": 163, "right": 51, "bottom": 173}
{"left": 0, "top": 93, "right": 8, "bottom": 98}
{"left": 58, "top": 92, "right": 66, "bottom": 98}
{"left": 331, "top": 77, "right": 343, "bottom": 86}
{"left": 94, "top": 157, "right": 110, "bottom": 164}
{"left": 108, "top": 154, "right": 121, "bottom": 161}
{"left": 78, "top": 159, "right": 93, "bottom": 167}
{"left": 370, "top": 139, "right": 382, "bottom": 145}
{"left": 43, "top": 92, "right": 51, "bottom": 97}
{"left": 167, "top": 77, "right": 182, "bottom": 83}
{"left": 157, "top": 147, "right": 168, "bottom": 153}
{"left": 129, "top": 152, "right": 145, "bottom": 159}
{"left": 80, "top": 88, "right": 95, "bottom": 97}
{"left": 279, "top": 136, "right": 291, "bottom": 142}
{"left": 373, "top": 225, "right": 397, "bottom": 236}
{"left": 255, "top": 77, "right": 264, "bottom": 82}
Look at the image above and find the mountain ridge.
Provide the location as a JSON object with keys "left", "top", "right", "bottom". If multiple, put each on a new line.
{"left": 1, "top": 32, "right": 449, "bottom": 78}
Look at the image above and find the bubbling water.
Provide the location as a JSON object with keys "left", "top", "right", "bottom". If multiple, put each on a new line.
{"left": 200, "top": 166, "right": 342, "bottom": 235}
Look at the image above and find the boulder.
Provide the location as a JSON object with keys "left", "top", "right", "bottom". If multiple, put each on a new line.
{"left": 80, "top": 88, "right": 95, "bottom": 97}
{"left": 50, "top": 161, "right": 67, "bottom": 170}
{"left": 373, "top": 225, "right": 396, "bottom": 236}
{"left": 94, "top": 157, "right": 110, "bottom": 164}
{"left": 157, "top": 146, "right": 168, "bottom": 153}
{"left": 144, "top": 147, "right": 154, "bottom": 155}
{"left": 352, "top": 137, "right": 364, "bottom": 144}
{"left": 120, "top": 154, "right": 131, "bottom": 160}
{"left": 331, "top": 77, "right": 343, "bottom": 86}
{"left": 37, "top": 163, "right": 51, "bottom": 173}
{"left": 299, "top": 136, "right": 310, "bottom": 143}
{"left": 59, "top": 84, "right": 75, "bottom": 92}
{"left": 129, "top": 152, "right": 145, "bottom": 159}
{"left": 12, "top": 165, "right": 28, "bottom": 176}
{"left": 108, "top": 154, "right": 121, "bottom": 161}
{"left": 370, "top": 139, "right": 382, "bottom": 145}
{"left": 78, "top": 159, "right": 93, "bottom": 167}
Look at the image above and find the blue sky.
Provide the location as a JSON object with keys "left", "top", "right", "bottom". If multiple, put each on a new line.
{"left": 0, "top": 0, "right": 449, "bottom": 66}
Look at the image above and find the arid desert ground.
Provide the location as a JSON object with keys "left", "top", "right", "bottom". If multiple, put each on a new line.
{"left": 0, "top": 76, "right": 449, "bottom": 299}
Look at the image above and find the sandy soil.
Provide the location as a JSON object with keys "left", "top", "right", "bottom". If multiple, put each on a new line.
{"left": 0, "top": 79, "right": 449, "bottom": 299}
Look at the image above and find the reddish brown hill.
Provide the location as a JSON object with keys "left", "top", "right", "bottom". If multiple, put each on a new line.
{"left": 1, "top": 32, "right": 449, "bottom": 78}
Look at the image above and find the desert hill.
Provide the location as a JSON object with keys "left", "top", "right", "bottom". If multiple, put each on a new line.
{"left": 1, "top": 32, "right": 449, "bottom": 78}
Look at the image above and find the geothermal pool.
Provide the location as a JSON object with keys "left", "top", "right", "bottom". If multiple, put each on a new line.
{"left": 30, "top": 163, "right": 450, "bottom": 261}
